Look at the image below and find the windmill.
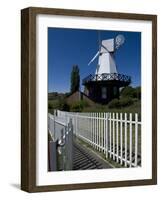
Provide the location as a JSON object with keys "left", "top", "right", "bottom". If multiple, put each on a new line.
{"left": 82, "top": 33, "right": 131, "bottom": 104}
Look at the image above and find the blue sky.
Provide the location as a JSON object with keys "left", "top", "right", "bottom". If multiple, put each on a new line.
{"left": 48, "top": 28, "right": 141, "bottom": 93}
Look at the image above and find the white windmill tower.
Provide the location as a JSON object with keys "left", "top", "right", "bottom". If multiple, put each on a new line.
{"left": 82, "top": 34, "right": 131, "bottom": 104}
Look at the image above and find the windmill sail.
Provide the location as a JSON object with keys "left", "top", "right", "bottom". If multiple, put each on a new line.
{"left": 88, "top": 51, "right": 100, "bottom": 66}
{"left": 115, "top": 34, "right": 125, "bottom": 49}
{"left": 88, "top": 31, "right": 102, "bottom": 66}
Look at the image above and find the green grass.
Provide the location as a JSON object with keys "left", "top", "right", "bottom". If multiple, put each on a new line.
{"left": 81, "top": 100, "right": 141, "bottom": 120}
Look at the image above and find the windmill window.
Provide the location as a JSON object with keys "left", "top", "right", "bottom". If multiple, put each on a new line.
{"left": 113, "top": 86, "right": 117, "bottom": 96}
{"left": 102, "top": 87, "right": 107, "bottom": 99}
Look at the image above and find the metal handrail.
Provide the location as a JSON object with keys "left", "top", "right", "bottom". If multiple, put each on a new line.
{"left": 82, "top": 73, "right": 131, "bottom": 85}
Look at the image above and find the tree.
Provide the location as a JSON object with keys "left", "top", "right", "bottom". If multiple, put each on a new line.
{"left": 70, "top": 65, "right": 80, "bottom": 94}
{"left": 120, "top": 86, "right": 141, "bottom": 100}
{"left": 133, "top": 86, "right": 141, "bottom": 100}
{"left": 58, "top": 98, "right": 70, "bottom": 111}
{"left": 120, "top": 86, "right": 135, "bottom": 98}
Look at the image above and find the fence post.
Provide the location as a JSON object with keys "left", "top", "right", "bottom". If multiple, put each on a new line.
{"left": 120, "top": 113, "right": 123, "bottom": 165}
{"left": 98, "top": 112, "right": 101, "bottom": 151}
{"left": 49, "top": 140, "right": 58, "bottom": 171}
{"left": 112, "top": 113, "right": 115, "bottom": 160}
{"left": 97, "top": 112, "right": 99, "bottom": 151}
{"left": 94, "top": 113, "right": 96, "bottom": 149}
{"left": 90, "top": 112, "right": 92, "bottom": 146}
{"left": 92, "top": 113, "right": 94, "bottom": 148}
{"left": 135, "top": 113, "right": 138, "bottom": 167}
{"left": 109, "top": 113, "right": 112, "bottom": 158}
{"left": 105, "top": 113, "right": 108, "bottom": 158}
{"left": 59, "top": 129, "right": 66, "bottom": 170}
{"left": 103, "top": 113, "right": 105, "bottom": 154}
{"left": 124, "top": 113, "right": 127, "bottom": 167}
{"left": 116, "top": 113, "right": 119, "bottom": 163}
{"left": 101, "top": 112, "right": 103, "bottom": 152}
{"left": 129, "top": 113, "right": 132, "bottom": 167}
{"left": 53, "top": 113, "right": 56, "bottom": 139}
{"left": 65, "top": 118, "right": 73, "bottom": 170}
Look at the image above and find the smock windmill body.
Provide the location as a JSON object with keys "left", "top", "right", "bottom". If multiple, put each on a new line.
{"left": 82, "top": 34, "right": 131, "bottom": 104}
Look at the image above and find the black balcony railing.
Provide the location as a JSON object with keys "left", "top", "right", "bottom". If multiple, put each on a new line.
{"left": 82, "top": 73, "right": 131, "bottom": 85}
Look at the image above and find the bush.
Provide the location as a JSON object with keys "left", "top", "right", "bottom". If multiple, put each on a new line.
{"left": 119, "top": 97, "right": 133, "bottom": 107}
{"left": 108, "top": 99, "right": 120, "bottom": 108}
{"left": 108, "top": 97, "right": 133, "bottom": 109}
{"left": 133, "top": 87, "right": 141, "bottom": 100}
{"left": 120, "top": 86, "right": 135, "bottom": 98}
{"left": 71, "top": 103, "right": 83, "bottom": 112}
{"left": 80, "top": 100, "right": 89, "bottom": 107}
{"left": 70, "top": 100, "right": 89, "bottom": 112}
{"left": 61, "top": 103, "right": 70, "bottom": 111}
{"left": 120, "top": 86, "right": 141, "bottom": 100}
{"left": 58, "top": 99, "right": 70, "bottom": 111}
{"left": 48, "top": 102, "right": 53, "bottom": 109}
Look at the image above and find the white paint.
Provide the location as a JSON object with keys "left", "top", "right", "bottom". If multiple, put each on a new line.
{"left": 96, "top": 48, "right": 117, "bottom": 74}
{"left": 135, "top": 113, "right": 138, "bottom": 167}
{"left": 89, "top": 38, "right": 118, "bottom": 75}
{"left": 124, "top": 113, "right": 127, "bottom": 167}
{"left": 97, "top": 38, "right": 118, "bottom": 74}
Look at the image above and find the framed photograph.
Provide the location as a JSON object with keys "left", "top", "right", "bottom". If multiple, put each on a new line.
{"left": 21, "top": 7, "right": 157, "bottom": 192}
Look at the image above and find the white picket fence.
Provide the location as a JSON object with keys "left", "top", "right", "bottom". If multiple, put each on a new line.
{"left": 55, "top": 110, "right": 141, "bottom": 168}
{"left": 48, "top": 113, "right": 67, "bottom": 141}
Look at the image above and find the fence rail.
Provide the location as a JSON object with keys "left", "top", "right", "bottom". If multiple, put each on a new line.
{"left": 56, "top": 110, "right": 141, "bottom": 167}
